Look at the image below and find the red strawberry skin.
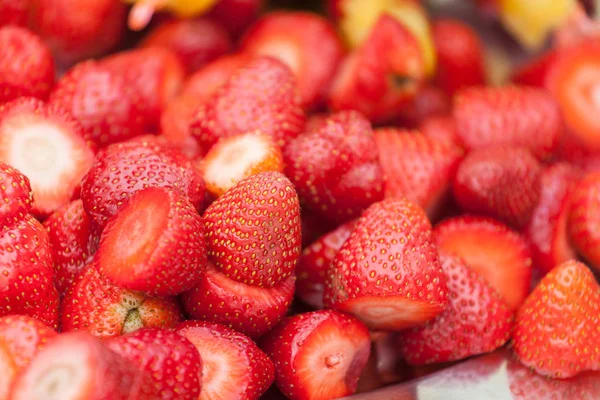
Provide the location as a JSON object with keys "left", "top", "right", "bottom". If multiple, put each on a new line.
{"left": 0, "top": 214, "right": 59, "bottom": 329}
{"left": 323, "top": 198, "right": 448, "bottom": 330}
{"left": 453, "top": 146, "right": 542, "bottom": 229}
{"left": 203, "top": 171, "right": 301, "bottom": 288}
{"left": 0, "top": 26, "right": 55, "bottom": 104}
{"left": 181, "top": 262, "right": 295, "bottom": 338}
{"left": 419, "top": 115, "right": 460, "bottom": 147}
{"left": 0, "top": 161, "right": 32, "bottom": 224}
{"left": 207, "top": 0, "right": 264, "bottom": 37}
{"left": 0, "top": 0, "right": 29, "bottom": 27}
{"left": 397, "top": 85, "right": 451, "bottom": 129}
{"left": 513, "top": 260, "right": 600, "bottom": 378}
{"left": 397, "top": 253, "right": 513, "bottom": 365}
{"left": 284, "top": 111, "right": 385, "bottom": 224}
{"left": 189, "top": 56, "right": 306, "bottom": 155}
{"left": 61, "top": 265, "right": 183, "bottom": 338}
{"left": 569, "top": 171, "right": 600, "bottom": 271}
{"left": 0, "top": 314, "right": 57, "bottom": 370}
{"left": 80, "top": 138, "right": 205, "bottom": 230}
{"left": 453, "top": 86, "right": 562, "bottom": 159}
{"left": 106, "top": 328, "right": 202, "bottom": 400}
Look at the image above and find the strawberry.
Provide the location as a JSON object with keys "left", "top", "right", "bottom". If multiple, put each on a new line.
{"left": 0, "top": 0, "right": 29, "bottom": 27}
{"left": 432, "top": 19, "right": 486, "bottom": 95}
{"left": 299, "top": 208, "right": 338, "bottom": 248}
{"left": 296, "top": 220, "right": 356, "bottom": 309}
{"left": 453, "top": 146, "right": 542, "bottom": 229}
{"left": 0, "top": 162, "right": 32, "bottom": 224}
{"left": 284, "top": 111, "right": 384, "bottom": 224}
{"left": 261, "top": 310, "right": 371, "bottom": 400}
{"left": 43, "top": 199, "right": 100, "bottom": 296}
{"left": 513, "top": 260, "right": 600, "bottom": 378}
{"left": 80, "top": 138, "right": 205, "bottom": 229}
{"left": 329, "top": 15, "right": 425, "bottom": 123}
{"left": 0, "top": 26, "right": 55, "bottom": 104}
{"left": 95, "top": 186, "right": 207, "bottom": 296}
{"left": 0, "top": 337, "right": 16, "bottom": 400}
{"left": 10, "top": 331, "right": 138, "bottom": 400}
{"left": 396, "top": 85, "right": 451, "bottom": 129}
{"left": 434, "top": 216, "right": 533, "bottom": 310}
{"left": 61, "top": 265, "right": 184, "bottom": 338}
{"left": 374, "top": 129, "right": 463, "bottom": 219}
{"left": 0, "top": 315, "right": 56, "bottom": 371}
{"left": 511, "top": 50, "right": 558, "bottom": 87}
{"left": 241, "top": 11, "right": 344, "bottom": 110}
{"left": 0, "top": 97, "right": 94, "bottom": 217}
{"left": 176, "top": 320, "right": 275, "bottom": 400}
{"left": 49, "top": 60, "right": 146, "bottom": 148}
{"left": 29, "top": 0, "right": 126, "bottom": 65}
{"left": 189, "top": 56, "right": 306, "bottom": 155}
{"left": 0, "top": 214, "right": 59, "bottom": 328}
{"left": 201, "top": 132, "right": 284, "bottom": 198}
{"left": 568, "top": 171, "right": 600, "bottom": 271}
{"left": 182, "top": 261, "right": 294, "bottom": 338}
{"left": 106, "top": 328, "right": 202, "bottom": 400}
{"left": 101, "top": 47, "right": 185, "bottom": 132}
{"left": 140, "top": 18, "right": 232, "bottom": 75}
{"left": 323, "top": 198, "right": 448, "bottom": 330}
{"left": 207, "top": 0, "right": 264, "bottom": 37}
{"left": 419, "top": 115, "right": 460, "bottom": 147}
{"left": 525, "top": 163, "right": 580, "bottom": 274}
{"left": 203, "top": 171, "right": 301, "bottom": 288}
{"left": 397, "top": 253, "right": 513, "bottom": 365}
{"left": 453, "top": 86, "right": 562, "bottom": 159}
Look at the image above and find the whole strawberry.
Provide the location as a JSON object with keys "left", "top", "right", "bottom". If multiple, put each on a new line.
{"left": 0, "top": 161, "right": 32, "bottom": 224}
{"left": 284, "top": 111, "right": 384, "bottom": 223}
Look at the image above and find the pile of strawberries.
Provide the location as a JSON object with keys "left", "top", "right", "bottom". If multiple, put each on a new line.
{"left": 1, "top": 0, "right": 600, "bottom": 399}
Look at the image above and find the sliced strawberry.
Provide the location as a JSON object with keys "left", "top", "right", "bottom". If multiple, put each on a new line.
{"left": 43, "top": 199, "right": 100, "bottom": 296}
{"left": 511, "top": 50, "right": 558, "bottom": 87}
{"left": 453, "top": 147, "right": 542, "bottom": 229}
{"left": 0, "top": 0, "right": 29, "bottom": 27}
{"left": 513, "top": 260, "right": 600, "bottom": 378}
{"left": 323, "top": 198, "right": 448, "bottom": 330}
{"left": 207, "top": 0, "right": 264, "bottom": 37}
{"left": 396, "top": 85, "right": 451, "bottom": 129}
{"left": 284, "top": 111, "right": 384, "bottom": 224}
{"left": 241, "top": 11, "right": 344, "bottom": 110}
{"left": 398, "top": 253, "right": 513, "bottom": 365}
{"left": 453, "top": 86, "right": 562, "bottom": 159}
{"left": 106, "top": 328, "right": 202, "bottom": 400}
{"left": 181, "top": 262, "right": 294, "bottom": 339}
{"left": 374, "top": 129, "right": 463, "bottom": 219}
{"left": 418, "top": 115, "right": 460, "bottom": 147}
{"left": 10, "top": 331, "right": 138, "bottom": 400}
{"left": 61, "top": 265, "right": 184, "bottom": 338}
{"left": 190, "top": 56, "right": 306, "bottom": 155}
{"left": 568, "top": 171, "right": 600, "bottom": 271}
{"left": 262, "top": 310, "right": 371, "bottom": 400}
{"left": 203, "top": 172, "right": 301, "bottom": 287}
{"left": 95, "top": 186, "right": 207, "bottom": 295}
{"left": 177, "top": 320, "right": 275, "bottom": 400}
{"left": 202, "top": 132, "right": 283, "bottom": 198}
{"left": 0, "top": 337, "right": 16, "bottom": 400}
{"left": 0, "top": 97, "right": 94, "bottom": 217}
{"left": 525, "top": 163, "right": 580, "bottom": 274}
{"left": 434, "top": 216, "right": 533, "bottom": 310}
{"left": 0, "top": 315, "right": 57, "bottom": 371}
{"left": 80, "top": 138, "right": 205, "bottom": 229}
{"left": 297, "top": 220, "right": 356, "bottom": 309}
{"left": 0, "top": 161, "right": 32, "bottom": 224}
{"left": 0, "top": 214, "right": 59, "bottom": 328}
{"left": 0, "top": 26, "right": 54, "bottom": 104}
{"left": 141, "top": 18, "right": 232, "bottom": 75}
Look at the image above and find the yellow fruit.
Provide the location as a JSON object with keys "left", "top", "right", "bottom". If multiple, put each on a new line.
{"left": 124, "top": 0, "right": 218, "bottom": 30}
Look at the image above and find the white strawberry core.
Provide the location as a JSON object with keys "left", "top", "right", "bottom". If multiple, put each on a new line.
{"left": 343, "top": 296, "right": 440, "bottom": 330}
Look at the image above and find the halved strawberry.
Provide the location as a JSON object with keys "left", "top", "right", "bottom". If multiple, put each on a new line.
{"left": 374, "top": 129, "right": 463, "bottom": 219}
{"left": 95, "top": 186, "right": 207, "bottom": 296}
{"left": 0, "top": 161, "right": 32, "bottom": 224}
{"left": 434, "top": 216, "right": 533, "bottom": 310}
{"left": 418, "top": 115, "right": 460, "bottom": 147}
{"left": 396, "top": 85, "right": 451, "bottom": 129}
{"left": 61, "top": 265, "right": 184, "bottom": 338}
{"left": 453, "top": 146, "right": 542, "bottom": 229}
{"left": 569, "top": 171, "right": 600, "bottom": 271}
{"left": 262, "top": 310, "right": 371, "bottom": 400}
{"left": 10, "top": 331, "right": 137, "bottom": 400}
{"left": 525, "top": 163, "right": 580, "bottom": 274}
{"left": 0, "top": 337, "right": 16, "bottom": 400}
{"left": 323, "top": 198, "right": 448, "bottom": 330}
{"left": 106, "top": 328, "right": 202, "bottom": 400}
{"left": 297, "top": 220, "right": 356, "bottom": 309}
{"left": 202, "top": 132, "right": 283, "bottom": 198}
{"left": 453, "top": 86, "right": 562, "bottom": 159}
{"left": 241, "top": 11, "right": 344, "bottom": 110}
{"left": 203, "top": 172, "right": 301, "bottom": 288}
{"left": 176, "top": 320, "right": 275, "bottom": 400}
{"left": 0, "top": 315, "right": 57, "bottom": 371}
{"left": 513, "top": 260, "right": 600, "bottom": 378}
{"left": 80, "top": 138, "right": 205, "bottom": 229}
{"left": 189, "top": 56, "right": 306, "bottom": 155}
{"left": 181, "top": 262, "right": 294, "bottom": 339}
{"left": 0, "top": 98, "right": 94, "bottom": 217}
{"left": 397, "top": 253, "right": 513, "bottom": 365}
{"left": 0, "top": 26, "right": 55, "bottom": 104}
